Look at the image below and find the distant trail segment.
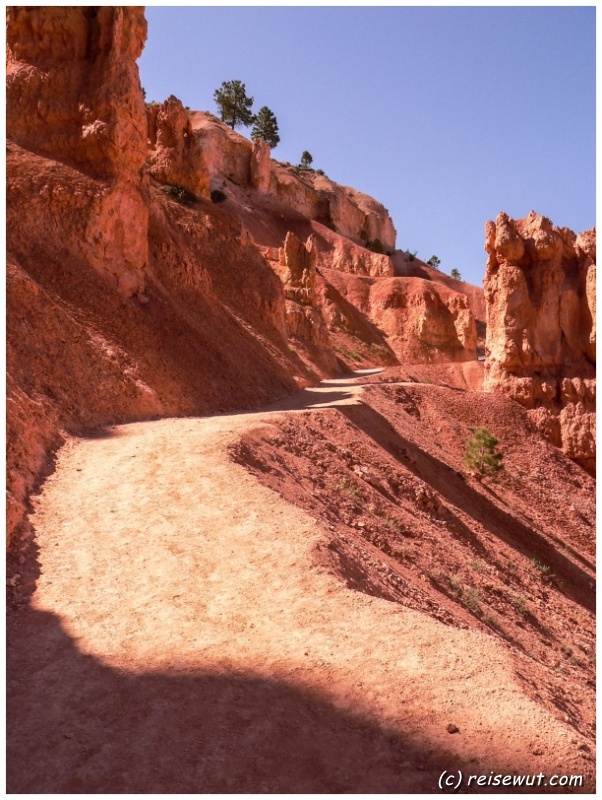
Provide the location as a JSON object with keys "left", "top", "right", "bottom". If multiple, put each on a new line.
{"left": 7, "top": 377, "right": 585, "bottom": 792}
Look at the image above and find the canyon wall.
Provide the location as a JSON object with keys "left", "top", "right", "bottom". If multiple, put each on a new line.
{"left": 484, "top": 211, "right": 595, "bottom": 471}
{"left": 6, "top": 6, "right": 487, "bottom": 547}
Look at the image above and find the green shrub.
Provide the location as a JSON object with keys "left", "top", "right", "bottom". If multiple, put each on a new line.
{"left": 365, "top": 238, "right": 384, "bottom": 254}
{"left": 161, "top": 184, "right": 197, "bottom": 206}
{"left": 465, "top": 428, "right": 504, "bottom": 477}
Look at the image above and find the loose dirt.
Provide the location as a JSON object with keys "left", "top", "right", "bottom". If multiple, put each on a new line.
{"left": 7, "top": 373, "right": 594, "bottom": 792}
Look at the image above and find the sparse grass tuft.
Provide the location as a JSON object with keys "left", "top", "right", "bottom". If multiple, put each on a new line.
{"left": 337, "top": 479, "right": 362, "bottom": 500}
{"left": 334, "top": 344, "right": 360, "bottom": 362}
{"left": 462, "top": 586, "right": 482, "bottom": 613}
{"left": 529, "top": 558, "right": 555, "bottom": 585}
{"left": 511, "top": 594, "right": 528, "bottom": 616}
{"left": 447, "top": 573, "right": 482, "bottom": 614}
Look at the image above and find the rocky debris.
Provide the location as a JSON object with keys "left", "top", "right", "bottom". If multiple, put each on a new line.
{"left": 7, "top": 6, "right": 149, "bottom": 297}
{"left": 147, "top": 95, "right": 210, "bottom": 200}
{"left": 483, "top": 211, "right": 595, "bottom": 471}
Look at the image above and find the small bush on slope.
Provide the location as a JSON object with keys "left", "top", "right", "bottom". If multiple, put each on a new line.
{"left": 465, "top": 427, "right": 504, "bottom": 477}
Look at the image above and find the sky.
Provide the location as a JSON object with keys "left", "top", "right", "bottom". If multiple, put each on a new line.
{"left": 139, "top": 5, "right": 596, "bottom": 287}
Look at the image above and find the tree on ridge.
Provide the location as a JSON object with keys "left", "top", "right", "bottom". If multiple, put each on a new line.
{"left": 300, "top": 150, "right": 313, "bottom": 169}
{"left": 251, "top": 106, "right": 280, "bottom": 148}
{"left": 214, "top": 80, "right": 254, "bottom": 130}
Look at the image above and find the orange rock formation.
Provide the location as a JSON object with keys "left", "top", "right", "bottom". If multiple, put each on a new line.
{"left": 484, "top": 211, "right": 595, "bottom": 471}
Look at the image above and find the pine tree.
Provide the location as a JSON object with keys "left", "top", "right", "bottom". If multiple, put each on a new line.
{"left": 213, "top": 80, "right": 254, "bottom": 130}
{"left": 465, "top": 428, "right": 504, "bottom": 477}
{"left": 251, "top": 106, "right": 280, "bottom": 148}
{"left": 427, "top": 255, "right": 441, "bottom": 270}
{"left": 450, "top": 268, "right": 462, "bottom": 280}
{"left": 300, "top": 150, "right": 313, "bottom": 169}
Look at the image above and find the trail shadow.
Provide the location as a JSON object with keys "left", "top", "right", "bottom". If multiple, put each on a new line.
{"left": 339, "top": 403, "right": 595, "bottom": 615}
{"left": 6, "top": 605, "right": 539, "bottom": 794}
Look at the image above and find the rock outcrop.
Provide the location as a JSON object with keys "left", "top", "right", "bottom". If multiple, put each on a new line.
{"left": 268, "top": 233, "right": 337, "bottom": 371}
{"left": 7, "top": 5, "right": 149, "bottom": 296}
{"left": 324, "top": 271, "right": 477, "bottom": 364}
{"left": 189, "top": 111, "right": 397, "bottom": 252}
{"left": 147, "top": 95, "right": 210, "bottom": 200}
{"left": 312, "top": 227, "right": 394, "bottom": 278}
{"left": 250, "top": 138, "right": 271, "bottom": 193}
{"left": 190, "top": 111, "right": 253, "bottom": 188}
{"left": 484, "top": 211, "right": 595, "bottom": 471}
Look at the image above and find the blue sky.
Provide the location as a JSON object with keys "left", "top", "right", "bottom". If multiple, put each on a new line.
{"left": 139, "top": 5, "right": 595, "bottom": 287}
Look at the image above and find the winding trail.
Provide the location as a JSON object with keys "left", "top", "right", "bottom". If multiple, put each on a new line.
{"left": 7, "top": 373, "right": 584, "bottom": 792}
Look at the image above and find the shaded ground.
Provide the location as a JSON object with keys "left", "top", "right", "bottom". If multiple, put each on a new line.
{"left": 7, "top": 373, "right": 595, "bottom": 792}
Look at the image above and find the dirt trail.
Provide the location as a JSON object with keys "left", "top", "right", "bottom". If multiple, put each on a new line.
{"left": 7, "top": 374, "right": 589, "bottom": 792}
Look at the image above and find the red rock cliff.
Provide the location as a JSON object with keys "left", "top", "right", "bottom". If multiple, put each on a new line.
{"left": 483, "top": 211, "right": 595, "bottom": 471}
{"left": 7, "top": 5, "right": 149, "bottom": 296}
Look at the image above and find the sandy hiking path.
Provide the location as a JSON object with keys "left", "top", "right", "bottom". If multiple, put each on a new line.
{"left": 7, "top": 375, "right": 587, "bottom": 792}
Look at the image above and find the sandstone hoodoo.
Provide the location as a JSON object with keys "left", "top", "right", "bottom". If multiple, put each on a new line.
{"left": 7, "top": 6, "right": 595, "bottom": 795}
{"left": 483, "top": 211, "right": 596, "bottom": 472}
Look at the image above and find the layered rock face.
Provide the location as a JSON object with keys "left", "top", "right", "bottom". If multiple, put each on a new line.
{"left": 6, "top": 5, "right": 149, "bottom": 296}
{"left": 147, "top": 96, "right": 210, "bottom": 200}
{"left": 484, "top": 212, "right": 596, "bottom": 471}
